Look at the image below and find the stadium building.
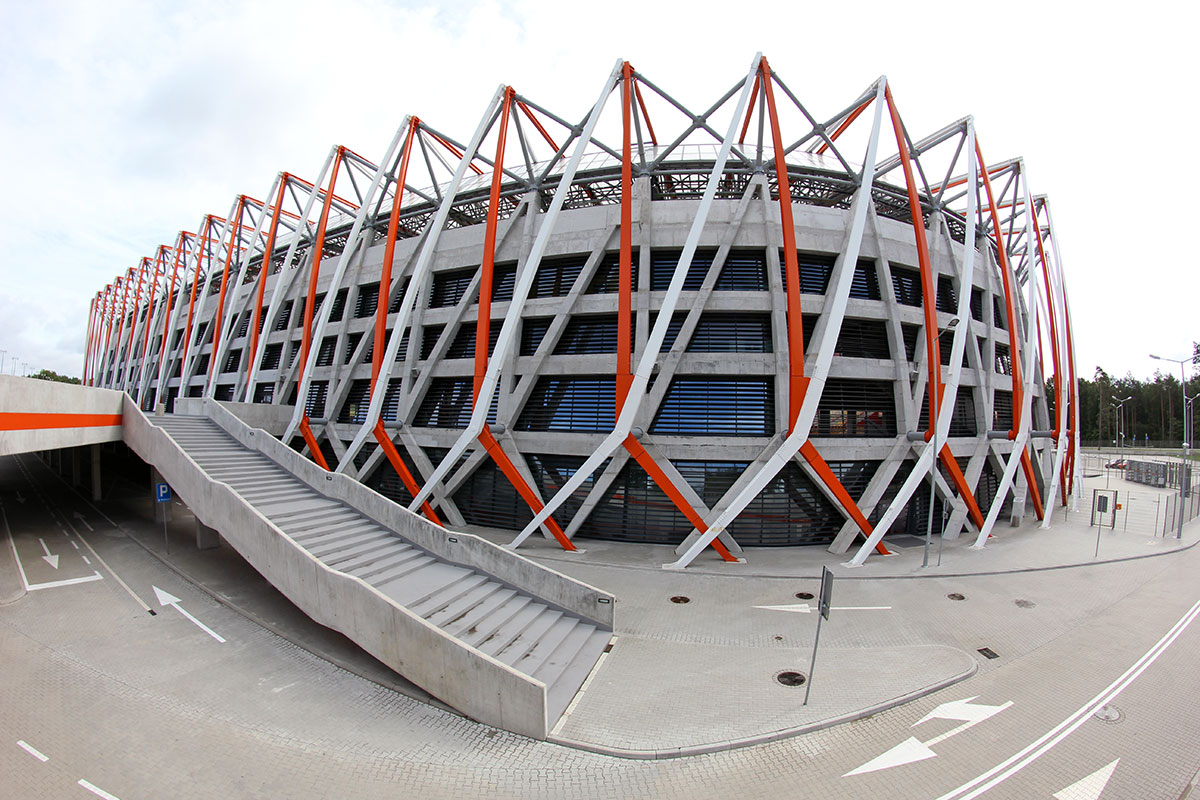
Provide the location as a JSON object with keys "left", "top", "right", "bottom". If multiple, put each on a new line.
{"left": 84, "top": 56, "right": 1080, "bottom": 569}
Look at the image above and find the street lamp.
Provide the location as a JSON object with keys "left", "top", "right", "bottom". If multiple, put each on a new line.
{"left": 1150, "top": 353, "right": 1193, "bottom": 539}
{"left": 1111, "top": 395, "right": 1132, "bottom": 450}
{"left": 921, "top": 317, "right": 960, "bottom": 568}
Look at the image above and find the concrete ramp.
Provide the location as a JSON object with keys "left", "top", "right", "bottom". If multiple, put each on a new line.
{"left": 122, "top": 397, "right": 613, "bottom": 739}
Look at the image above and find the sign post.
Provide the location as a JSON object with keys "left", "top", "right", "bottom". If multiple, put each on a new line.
{"left": 156, "top": 483, "right": 171, "bottom": 554}
{"left": 804, "top": 566, "right": 833, "bottom": 705}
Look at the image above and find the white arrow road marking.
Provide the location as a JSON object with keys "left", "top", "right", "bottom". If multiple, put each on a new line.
{"left": 16, "top": 740, "right": 49, "bottom": 762}
{"left": 72, "top": 511, "right": 94, "bottom": 532}
{"left": 845, "top": 697, "right": 1012, "bottom": 776}
{"left": 937, "top": 598, "right": 1200, "bottom": 800}
{"left": 153, "top": 586, "right": 226, "bottom": 643}
{"left": 15, "top": 493, "right": 25, "bottom": 504}
{"left": 1053, "top": 760, "right": 1119, "bottom": 800}
{"left": 37, "top": 538, "right": 59, "bottom": 569}
{"left": 754, "top": 603, "right": 892, "bottom": 614}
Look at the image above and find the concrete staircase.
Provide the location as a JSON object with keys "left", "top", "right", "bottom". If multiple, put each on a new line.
{"left": 132, "top": 408, "right": 612, "bottom": 737}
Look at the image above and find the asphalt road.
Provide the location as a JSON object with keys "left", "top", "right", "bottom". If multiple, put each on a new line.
{"left": 2, "top": 449, "right": 1199, "bottom": 799}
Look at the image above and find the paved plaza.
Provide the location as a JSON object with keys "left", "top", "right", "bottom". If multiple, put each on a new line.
{"left": 3, "top": 448, "right": 1200, "bottom": 798}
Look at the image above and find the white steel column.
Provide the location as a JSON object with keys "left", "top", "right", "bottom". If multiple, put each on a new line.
{"left": 408, "top": 62, "right": 628, "bottom": 511}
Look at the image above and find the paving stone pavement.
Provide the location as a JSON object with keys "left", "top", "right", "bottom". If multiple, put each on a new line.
{"left": 3, "top": 450, "right": 1200, "bottom": 798}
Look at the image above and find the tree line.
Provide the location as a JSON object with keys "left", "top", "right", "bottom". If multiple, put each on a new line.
{"left": 1076, "top": 343, "right": 1200, "bottom": 447}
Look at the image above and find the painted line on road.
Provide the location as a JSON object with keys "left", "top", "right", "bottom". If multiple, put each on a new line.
{"left": 82, "top": 555, "right": 91, "bottom": 565}
{"left": 936, "top": 596, "right": 1200, "bottom": 800}
{"left": 77, "top": 778, "right": 121, "bottom": 799}
{"left": 16, "top": 740, "right": 49, "bottom": 762}
{"left": 57, "top": 511, "right": 152, "bottom": 614}
{"left": 3, "top": 506, "right": 32, "bottom": 591}
{"left": 26, "top": 573, "right": 104, "bottom": 591}
{"left": 70, "top": 539, "right": 79, "bottom": 550}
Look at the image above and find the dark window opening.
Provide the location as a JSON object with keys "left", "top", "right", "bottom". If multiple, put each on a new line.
{"left": 687, "top": 313, "right": 771, "bottom": 353}
{"left": 430, "top": 268, "right": 475, "bottom": 308}
{"left": 811, "top": 379, "right": 896, "bottom": 437}
{"left": 520, "top": 317, "right": 553, "bottom": 356}
{"left": 651, "top": 377, "right": 774, "bottom": 436}
{"left": 516, "top": 376, "right": 616, "bottom": 433}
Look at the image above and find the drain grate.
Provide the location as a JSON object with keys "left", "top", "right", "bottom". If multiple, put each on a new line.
{"left": 670, "top": 595, "right": 691, "bottom": 604}
{"left": 947, "top": 593, "right": 966, "bottom": 601}
{"left": 795, "top": 592, "right": 814, "bottom": 600}
{"left": 775, "top": 670, "right": 806, "bottom": 687}
{"left": 977, "top": 647, "right": 1000, "bottom": 659}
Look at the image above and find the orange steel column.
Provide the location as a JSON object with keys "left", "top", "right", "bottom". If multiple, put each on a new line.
{"left": 1030, "top": 204, "right": 1062, "bottom": 438}
{"left": 369, "top": 118, "right": 442, "bottom": 525}
{"left": 83, "top": 296, "right": 97, "bottom": 385}
{"left": 761, "top": 61, "right": 887, "bottom": 551}
{"left": 138, "top": 250, "right": 166, "bottom": 378}
{"left": 181, "top": 217, "right": 216, "bottom": 374}
{"left": 470, "top": 89, "right": 574, "bottom": 551}
{"left": 887, "top": 88, "right": 986, "bottom": 529}
{"left": 293, "top": 151, "right": 347, "bottom": 471}
{"left": 247, "top": 177, "right": 290, "bottom": 380}
{"left": 158, "top": 234, "right": 189, "bottom": 374}
{"left": 208, "top": 197, "right": 248, "bottom": 382}
{"left": 976, "top": 143, "right": 1042, "bottom": 519}
{"left": 613, "top": 64, "right": 736, "bottom": 561}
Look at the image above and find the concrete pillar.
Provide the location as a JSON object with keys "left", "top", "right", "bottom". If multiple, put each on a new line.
{"left": 70, "top": 447, "right": 81, "bottom": 487}
{"left": 90, "top": 444, "right": 102, "bottom": 501}
{"left": 150, "top": 467, "right": 173, "bottom": 522}
{"left": 195, "top": 520, "right": 220, "bottom": 551}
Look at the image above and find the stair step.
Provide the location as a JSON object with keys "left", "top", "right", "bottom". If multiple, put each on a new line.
{"left": 408, "top": 573, "right": 492, "bottom": 618}
{"left": 306, "top": 530, "right": 392, "bottom": 560}
{"left": 477, "top": 605, "right": 559, "bottom": 659}
{"left": 427, "top": 583, "right": 511, "bottom": 630}
{"left": 373, "top": 561, "right": 470, "bottom": 606}
{"left": 495, "top": 614, "right": 576, "bottom": 672}
{"left": 288, "top": 519, "right": 380, "bottom": 543}
{"left": 255, "top": 496, "right": 340, "bottom": 515}
{"left": 319, "top": 537, "right": 400, "bottom": 568}
{"left": 529, "top": 620, "right": 597, "bottom": 684}
{"left": 272, "top": 506, "right": 358, "bottom": 528}
{"left": 362, "top": 553, "right": 436, "bottom": 586}
{"left": 337, "top": 543, "right": 415, "bottom": 575}
{"left": 460, "top": 596, "right": 536, "bottom": 649}
{"left": 544, "top": 628, "right": 611, "bottom": 723}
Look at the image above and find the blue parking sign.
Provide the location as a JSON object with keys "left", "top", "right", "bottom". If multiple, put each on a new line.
{"left": 156, "top": 483, "right": 171, "bottom": 503}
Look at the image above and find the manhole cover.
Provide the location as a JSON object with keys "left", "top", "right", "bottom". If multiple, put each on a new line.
{"left": 670, "top": 595, "right": 691, "bottom": 604}
{"left": 775, "top": 670, "right": 806, "bottom": 687}
{"left": 1014, "top": 599, "right": 1036, "bottom": 609}
{"left": 795, "top": 592, "right": 815, "bottom": 600}
{"left": 947, "top": 593, "right": 966, "bottom": 601}
{"left": 1093, "top": 704, "right": 1122, "bottom": 723}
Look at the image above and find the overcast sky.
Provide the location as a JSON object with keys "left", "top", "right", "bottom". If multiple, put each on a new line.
{"left": 1, "top": 0, "right": 1194, "bottom": 383}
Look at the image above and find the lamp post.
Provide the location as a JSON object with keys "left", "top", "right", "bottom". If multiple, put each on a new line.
{"left": 922, "top": 318, "right": 960, "bottom": 568}
{"left": 1150, "top": 353, "right": 1192, "bottom": 539}
{"left": 1111, "top": 395, "right": 1132, "bottom": 451}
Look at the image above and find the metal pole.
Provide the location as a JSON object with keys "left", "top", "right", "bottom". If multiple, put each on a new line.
{"left": 164, "top": 511, "right": 169, "bottom": 555}
{"left": 924, "top": 374, "right": 937, "bottom": 568}
{"left": 803, "top": 610, "right": 823, "bottom": 706}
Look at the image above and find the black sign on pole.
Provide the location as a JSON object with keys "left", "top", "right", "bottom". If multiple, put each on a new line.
{"left": 804, "top": 566, "right": 834, "bottom": 705}
{"left": 819, "top": 566, "right": 833, "bottom": 621}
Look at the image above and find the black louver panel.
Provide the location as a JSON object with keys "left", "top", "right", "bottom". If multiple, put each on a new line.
{"left": 687, "top": 313, "right": 771, "bottom": 352}
{"left": 780, "top": 252, "right": 835, "bottom": 294}
{"left": 891, "top": 265, "right": 922, "bottom": 306}
{"left": 585, "top": 253, "right": 630, "bottom": 294}
{"left": 430, "top": 268, "right": 474, "bottom": 308}
{"left": 520, "top": 318, "right": 552, "bottom": 356}
{"left": 355, "top": 283, "right": 379, "bottom": 318}
{"left": 651, "top": 377, "right": 774, "bottom": 436}
{"left": 650, "top": 249, "right": 714, "bottom": 291}
{"left": 305, "top": 380, "right": 328, "bottom": 417}
{"left": 516, "top": 376, "right": 616, "bottom": 432}
{"left": 338, "top": 379, "right": 371, "bottom": 424}
{"left": 554, "top": 315, "right": 619, "bottom": 355}
{"left": 531, "top": 255, "right": 586, "bottom": 298}
{"left": 274, "top": 301, "right": 292, "bottom": 331}
{"left": 420, "top": 325, "right": 444, "bottom": 360}
{"left": 414, "top": 378, "right": 475, "bottom": 428}
{"left": 315, "top": 336, "right": 336, "bottom": 367}
{"left": 811, "top": 378, "right": 896, "bottom": 437}
{"left": 446, "top": 321, "right": 501, "bottom": 359}
{"left": 261, "top": 343, "right": 282, "bottom": 370}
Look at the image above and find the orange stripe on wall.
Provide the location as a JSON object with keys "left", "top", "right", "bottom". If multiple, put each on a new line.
{"left": 0, "top": 413, "right": 123, "bottom": 431}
